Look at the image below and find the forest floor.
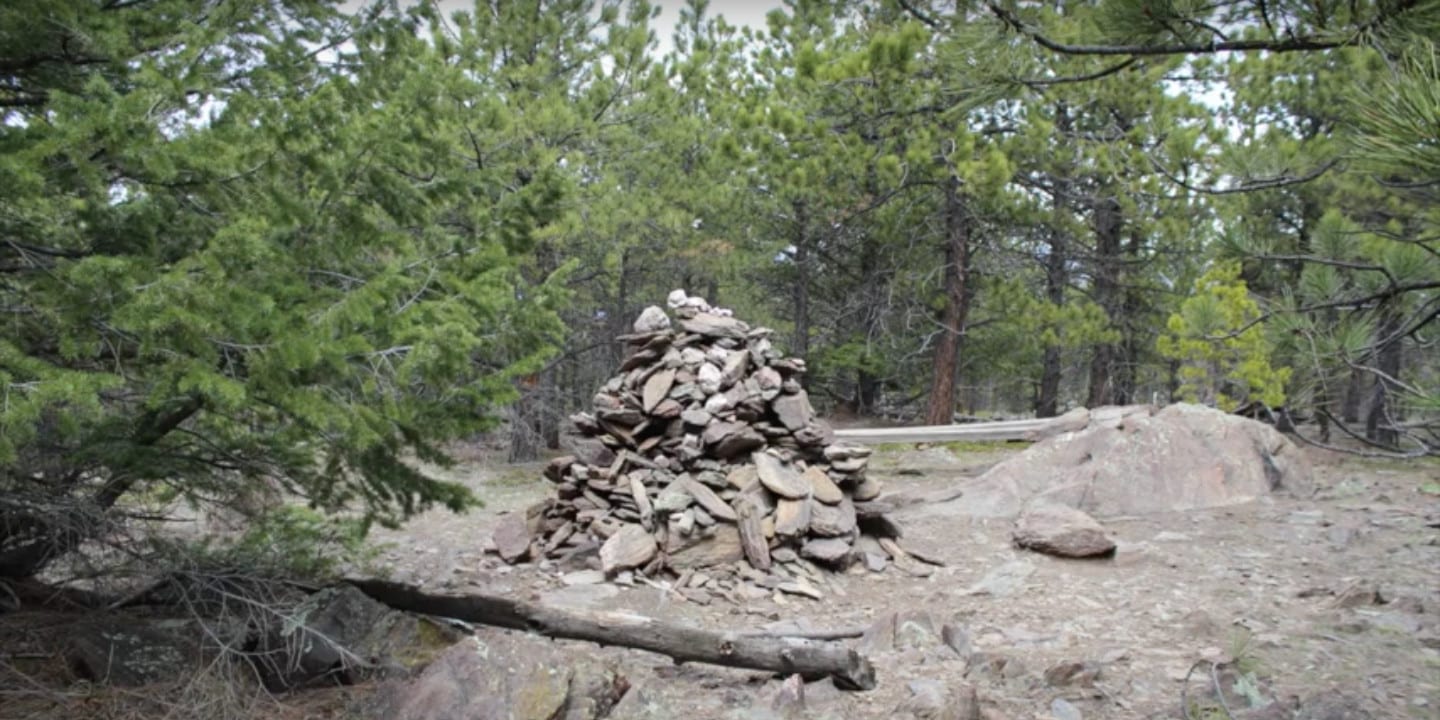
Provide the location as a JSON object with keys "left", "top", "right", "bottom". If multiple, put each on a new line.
{"left": 351, "top": 436, "right": 1440, "bottom": 720}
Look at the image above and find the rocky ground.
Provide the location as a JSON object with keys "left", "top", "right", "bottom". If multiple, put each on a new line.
{"left": 354, "top": 439, "right": 1440, "bottom": 720}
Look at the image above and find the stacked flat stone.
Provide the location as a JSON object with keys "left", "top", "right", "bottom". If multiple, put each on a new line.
{"left": 497, "top": 291, "right": 897, "bottom": 576}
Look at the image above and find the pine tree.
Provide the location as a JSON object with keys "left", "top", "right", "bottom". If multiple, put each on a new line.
{"left": 0, "top": 1, "right": 569, "bottom": 578}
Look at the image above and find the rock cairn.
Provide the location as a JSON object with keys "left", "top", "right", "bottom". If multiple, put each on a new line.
{"left": 499, "top": 291, "right": 900, "bottom": 579}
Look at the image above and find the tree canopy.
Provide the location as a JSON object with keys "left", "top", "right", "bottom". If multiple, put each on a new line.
{"left": 3, "top": 0, "right": 1436, "bottom": 579}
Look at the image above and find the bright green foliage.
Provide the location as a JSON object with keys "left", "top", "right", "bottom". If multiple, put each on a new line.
{"left": 6, "top": 0, "right": 1439, "bottom": 580}
{"left": 0, "top": 1, "right": 569, "bottom": 576}
{"left": 1158, "top": 263, "right": 1292, "bottom": 411}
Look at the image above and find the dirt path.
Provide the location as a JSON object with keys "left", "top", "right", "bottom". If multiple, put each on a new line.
{"left": 364, "top": 443, "right": 1440, "bottom": 719}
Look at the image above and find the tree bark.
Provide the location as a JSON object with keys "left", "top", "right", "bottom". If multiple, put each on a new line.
{"left": 0, "top": 395, "right": 204, "bottom": 579}
{"left": 855, "top": 369, "right": 881, "bottom": 416}
{"left": 540, "top": 366, "right": 561, "bottom": 450}
{"left": 1365, "top": 307, "right": 1404, "bottom": 447}
{"left": 792, "top": 199, "right": 810, "bottom": 359}
{"left": 506, "top": 390, "right": 540, "bottom": 463}
{"left": 1086, "top": 192, "right": 1123, "bottom": 407}
{"left": 1111, "top": 230, "right": 1146, "bottom": 405}
{"left": 1341, "top": 367, "right": 1365, "bottom": 423}
{"left": 1036, "top": 229, "right": 1068, "bottom": 417}
{"left": 925, "top": 177, "right": 972, "bottom": 426}
{"left": 348, "top": 578, "right": 876, "bottom": 690}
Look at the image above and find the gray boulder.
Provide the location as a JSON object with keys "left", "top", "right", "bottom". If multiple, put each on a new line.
{"left": 373, "top": 629, "right": 627, "bottom": 720}
{"left": 924, "top": 403, "right": 1313, "bottom": 519}
{"left": 1013, "top": 504, "right": 1116, "bottom": 558}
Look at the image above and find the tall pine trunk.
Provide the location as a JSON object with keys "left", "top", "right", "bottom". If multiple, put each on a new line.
{"left": 1036, "top": 229, "right": 1068, "bottom": 417}
{"left": 792, "top": 199, "right": 810, "bottom": 359}
{"left": 1365, "top": 307, "right": 1404, "bottom": 447}
{"left": 1086, "top": 193, "right": 1123, "bottom": 408}
{"left": 925, "top": 177, "right": 972, "bottom": 426}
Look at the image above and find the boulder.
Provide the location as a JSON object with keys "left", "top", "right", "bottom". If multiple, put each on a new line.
{"left": 66, "top": 618, "right": 215, "bottom": 686}
{"left": 924, "top": 404, "right": 1313, "bottom": 519}
{"left": 1012, "top": 504, "right": 1116, "bottom": 558}
{"left": 373, "top": 630, "right": 628, "bottom": 720}
{"left": 252, "top": 585, "right": 462, "bottom": 689}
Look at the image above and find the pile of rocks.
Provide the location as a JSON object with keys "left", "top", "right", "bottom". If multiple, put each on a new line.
{"left": 497, "top": 291, "right": 900, "bottom": 578}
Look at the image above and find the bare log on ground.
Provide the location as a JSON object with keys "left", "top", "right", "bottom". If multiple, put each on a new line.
{"left": 347, "top": 578, "right": 877, "bottom": 690}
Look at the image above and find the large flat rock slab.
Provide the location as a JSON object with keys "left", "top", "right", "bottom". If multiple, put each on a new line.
{"left": 920, "top": 403, "right": 1313, "bottom": 519}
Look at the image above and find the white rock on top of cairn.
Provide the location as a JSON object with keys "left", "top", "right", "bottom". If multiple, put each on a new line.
{"left": 504, "top": 291, "right": 893, "bottom": 580}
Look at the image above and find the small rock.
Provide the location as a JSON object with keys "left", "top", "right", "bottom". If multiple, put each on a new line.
{"left": 1050, "top": 698, "right": 1082, "bottom": 720}
{"left": 679, "top": 313, "right": 747, "bottom": 339}
{"left": 773, "top": 673, "right": 806, "bottom": 716}
{"left": 633, "top": 305, "right": 671, "bottom": 333}
{"left": 772, "top": 392, "right": 816, "bottom": 431}
{"left": 863, "top": 552, "right": 888, "bottom": 573}
{"left": 683, "top": 477, "right": 738, "bottom": 522}
{"left": 941, "top": 624, "right": 972, "bottom": 659}
{"left": 895, "top": 610, "right": 939, "bottom": 649}
{"left": 808, "top": 497, "right": 857, "bottom": 537}
{"left": 678, "top": 587, "right": 713, "bottom": 605}
{"left": 1012, "top": 504, "right": 1116, "bottom": 558}
{"left": 720, "top": 349, "right": 750, "bottom": 389}
{"left": 777, "top": 580, "right": 823, "bottom": 600}
{"left": 964, "top": 560, "right": 1035, "bottom": 597}
{"left": 803, "top": 466, "right": 845, "bottom": 505}
{"left": 800, "top": 537, "right": 852, "bottom": 566}
{"left": 852, "top": 476, "right": 884, "bottom": 501}
{"left": 704, "top": 393, "right": 733, "bottom": 414}
{"left": 654, "top": 481, "right": 693, "bottom": 513}
{"left": 561, "top": 570, "right": 607, "bottom": 586}
{"left": 823, "top": 442, "right": 872, "bottom": 461}
{"left": 899, "top": 678, "right": 976, "bottom": 719}
{"left": 697, "top": 363, "right": 723, "bottom": 394}
{"left": 771, "top": 547, "right": 799, "bottom": 563}
{"left": 600, "top": 525, "right": 658, "bottom": 573}
{"left": 493, "top": 514, "right": 532, "bottom": 564}
{"left": 1044, "top": 661, "right": 1101, "bottom": 687}
{"left": 670, "top": 509, "right": 696, "bottom": 536}
{"left": 1331, "top": 581, "right": 1384, "bottom": 609}
{"left": 774, "top": 498, "right": 812, "bottom": 537}
{"left": 753, "top": 452, "right": 811, "bottom": 499}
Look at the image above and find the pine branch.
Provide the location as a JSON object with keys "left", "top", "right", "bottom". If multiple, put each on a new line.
{"left": 1147, "top": 155, "right": 1340, "bottom": 195}
{"left": 1015, "top": 58, "right": 1139, "bottom": 88}
{"left": 985, "top": 0, "right": 1421, "bottom": 57}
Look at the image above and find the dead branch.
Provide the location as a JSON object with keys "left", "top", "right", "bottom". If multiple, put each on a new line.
{"left": 346, "top": 578, "right": 877, "bottom": 690}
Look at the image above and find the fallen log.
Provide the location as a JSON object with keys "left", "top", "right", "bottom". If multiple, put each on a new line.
{"left": 347, "top": 578, "right": 876, "bottom": 690}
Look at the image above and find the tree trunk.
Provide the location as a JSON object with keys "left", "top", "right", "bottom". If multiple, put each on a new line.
{"left": 1086, "top": 193, "right": 1123, "bottom": 408}
{"left": 0, "top": 396, "right": 203, "bottom": 579}
{"left": 540, "top": 366, "right": 561, "bottom": 450}
{"left": 507, "top": 386, "right": 541, "bottom": 463}
{"left": 855, "top": 369, "right": 881, "bottom": 416}
{"left": 792, "top": 199, "right": 810, "bottom": 359}
{"left": 1365, "top": 308, "right": 1404, "bottom": 447}
{"left": 1341, "top": 367, "right": 1365, "bottom": 423}
{"left": 1036, "top": 229, "right": 1068, "bottom": 418}
{"left": 925, "top": 177, "right": 972, "bottom": 426}
{"left": 1111, "top": 230, "right": 1146, "bottom": 405}
{"left": 348, "top": 579, "right": 877, "bottom": 690}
